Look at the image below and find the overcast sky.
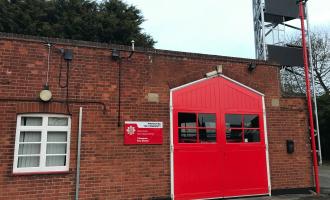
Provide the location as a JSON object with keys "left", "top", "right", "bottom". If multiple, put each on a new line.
{"left": 124, "top": 0, "right": 330, "bottom": 59}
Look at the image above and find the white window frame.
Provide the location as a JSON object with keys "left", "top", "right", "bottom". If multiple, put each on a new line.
{"left": 13, "top": 114, "right": 71, "bottom": 174}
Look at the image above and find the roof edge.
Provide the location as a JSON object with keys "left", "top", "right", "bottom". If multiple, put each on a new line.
{"left": 0, "top": 32, "right": 279, "bottom": 66}
{"left": 170, "top": 74, "right": 264, "bottom": 97}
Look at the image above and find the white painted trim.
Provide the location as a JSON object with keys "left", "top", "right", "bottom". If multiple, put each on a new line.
{"left": 170, "top": 74, "right": 264, "bottom": 97}
{"left": 13, "top": 114, "right": 71, "bottom": 174}
{"left": 170, "top": 77, "right": 208, "bottom": 92}
{"left": 218, "top": 193, "right": 268, "bottom": 200}
{"left": 13, "top": 115, "right": 21, "bottom": 173}
{"left": 170, "top": 91, "right": 175, "bottom": 199}
{"left": 40, "top": 116, "right": 47, "bottom": 169}
{"left": 191, "top": 192, "right": 269, "bottom": 200}
{"left": 220, "top": 74, "right": 264, "bottom": 96}
{"left": 262, "top": 96, "right": 272, "bottom": 196}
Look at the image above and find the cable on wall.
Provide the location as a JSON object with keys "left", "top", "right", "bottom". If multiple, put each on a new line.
{"left": 45, "top": 43, "right": 51, "bottom": 86}
{"left": 56, "top": 49, "right": 73, "bottom": 114}
{"left": 112, "top": 40, "right": 135, "bottom": 127}
{"left": 0, "top": 98, "right": 107, "bottom": 114}
{"left": 117, "top": 59, "right": 122, "bottom": 127}
{"left": 45, "top": 43, "right": 52, "bottom": 86}
{"left": 39, "top": 43, "right": 54, "bottom": 103}
{"left": 1, "top": 41, "right": 107, "bottom": 115}
{"left": 58, "top": 53, "right": 70, "bottom": 88}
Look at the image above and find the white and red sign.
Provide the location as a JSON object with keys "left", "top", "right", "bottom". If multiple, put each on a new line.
{"left": 124, "top": 121, "right": 163, "bottom": 144}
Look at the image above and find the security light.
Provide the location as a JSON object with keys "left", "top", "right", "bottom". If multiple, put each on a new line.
{"left": 205, "top": 65, "right": 223, "bottom": 77}
{"left": 111, "top": 49, "right": 120, "bottom": 61}
{"left": 248, "top": 63, "right": 257, "bottom": 71}
{"left": 64, "top": 49, "right": 73, "bottom": 61}
{"left": 205, "top": 71, "right": 218, "bottom": 78}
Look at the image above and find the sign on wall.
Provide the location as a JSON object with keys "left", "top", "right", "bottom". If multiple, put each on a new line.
{"left": 124, "top": 121, "right": 163, "bottom": 144}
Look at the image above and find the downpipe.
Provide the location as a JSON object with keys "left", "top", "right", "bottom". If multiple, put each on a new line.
{"left": 75, "top": 107, "right": 83, "bottom": 200}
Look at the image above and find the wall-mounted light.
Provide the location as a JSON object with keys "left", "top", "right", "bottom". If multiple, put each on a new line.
{"left": 205, "top": 65, "right": 223, "bottom": 78}
{"left": 287, "top": 140, "right": 294, "bottom": 154}
{"left": 39, "top": 85, "right": 52, "bottom": 102}
{"left": 63, "top": 49, "right": 73, "bottom": 61}
{"left": 248, "top": 63, "right": 257, "bottom": 71}
{"left": 111, "top": 49, "right": 120, "bottom": 61}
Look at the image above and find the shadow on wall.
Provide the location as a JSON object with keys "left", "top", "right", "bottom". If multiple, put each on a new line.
{"left": 318, "top": 94, "right": 330, "bottom": 161}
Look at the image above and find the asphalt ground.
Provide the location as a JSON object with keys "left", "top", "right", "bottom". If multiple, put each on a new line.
{"left": 232, "top": 162, "right": 330, "bottom": 200}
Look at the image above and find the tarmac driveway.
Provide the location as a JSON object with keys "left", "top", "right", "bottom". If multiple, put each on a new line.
{"left": 320, "top": 161, "right": 330, "bottom": 195}
{"left": 232, "top": 162, "right": 330, "bottom": 200}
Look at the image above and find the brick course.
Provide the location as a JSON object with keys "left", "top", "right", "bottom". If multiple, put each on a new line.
{"left": 0, "top": 33, "right": 313, "bottom": 199}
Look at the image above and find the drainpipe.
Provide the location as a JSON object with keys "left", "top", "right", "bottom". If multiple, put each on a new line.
{"left": 298, "top": 0, "right": 320, "bottom": 194}
{"left": 75, "top": 107, "right": 83, "bottom": 200}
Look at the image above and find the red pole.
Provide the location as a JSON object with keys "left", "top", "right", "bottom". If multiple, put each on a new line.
{"left": 298, "top": 0, "right": 320, "bottom": 194}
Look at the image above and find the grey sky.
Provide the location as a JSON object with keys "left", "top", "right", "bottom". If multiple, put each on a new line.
{"left": 124, "top": 0, "right": 330, "bottom": 59}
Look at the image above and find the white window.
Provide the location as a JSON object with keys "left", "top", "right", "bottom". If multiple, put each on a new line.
{"left": 13, "top": 114, "right": 71, "bottom": 174}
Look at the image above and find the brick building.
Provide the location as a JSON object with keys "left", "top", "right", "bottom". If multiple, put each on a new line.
{"left": 0, "top": 33, "right": 314, "bottom": 199}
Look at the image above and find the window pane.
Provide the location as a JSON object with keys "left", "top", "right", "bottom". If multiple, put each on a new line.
{"left": 225, "top": 114, "right": 242, "bottom": 128}
{"left": 48, "top": 117, "right": 68, "bottom": 126}
{"left": 17, "top": 156, "right": 39, "bottom": 168}
{"left": 226, "top": 129, "right": 243, "bottom": 143}
{"left": 244, "top": 130, "right": 260, "bottom": 142}
{"left": 19, "top": 131, "right": 41, "bottom": 142}
{"left": 46, "top": 155, "right": 66, "bottom": 166}
{"left": 47, "top": 144, "right": 67, "bottom": 154}
{"left": 244, "top": 115, "right": 259, "bottom": 128}
{"left": 199, "top": 129, "right": 216, "bottom": 143}
{"left": 47, "top": 132, "right": 67, "bottom": 142}
{"left": 18, "top": 144, "right": 40, "bottom": 155}
{"left": 178, "top": 113, "right": 196, "bottom": 127}
{"left": 21, "top": 117, "right": 42, "bottom": 126}
{"left": 179, "top": 129, "right": 197, "bottom": 143}
{"left": 198, "top": 114, "right": 216, "bottom": 128}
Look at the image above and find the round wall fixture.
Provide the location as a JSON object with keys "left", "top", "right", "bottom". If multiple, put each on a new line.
{"left": 39, "top": 88, "right": 52, "bottom": 102}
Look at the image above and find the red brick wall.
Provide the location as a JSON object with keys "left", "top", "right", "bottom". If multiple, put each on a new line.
{"left": 0, "top": 34, "right": 313, "bottom": 199}
{"left": 267, "top": 97, "right": 313, "bottom": 189}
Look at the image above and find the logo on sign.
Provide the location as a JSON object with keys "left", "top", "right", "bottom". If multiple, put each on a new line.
{"left": 126, "top": 126, "right": 136, "bottom": 135}
{"left": 124, "top": 121, "right": 163, "bottom": 145}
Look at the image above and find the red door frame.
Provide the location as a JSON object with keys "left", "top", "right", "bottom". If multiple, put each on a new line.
{"left": 169, "top": 75, "right": 271, "bottom": 199}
